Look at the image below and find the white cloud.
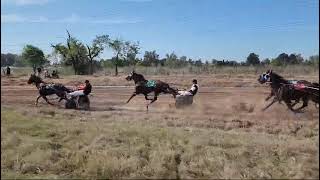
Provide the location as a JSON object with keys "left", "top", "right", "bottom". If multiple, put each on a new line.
{"left": 1, "top": 13, "right": 142, "bottom": 24}
{"left": 2, "top": 0, "right": 52, "bottom": 6}
{"left": 1, "top": 14, "right": 48, "bottom": 23}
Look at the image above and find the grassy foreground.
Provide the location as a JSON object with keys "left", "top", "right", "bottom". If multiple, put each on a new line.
{"left": 1, "top": 106, "right": 318, "bottom": 179}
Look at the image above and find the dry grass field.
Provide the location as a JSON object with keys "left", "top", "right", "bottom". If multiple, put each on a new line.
{"left": 1, "top": 71, "right": 319, "bottom": 179}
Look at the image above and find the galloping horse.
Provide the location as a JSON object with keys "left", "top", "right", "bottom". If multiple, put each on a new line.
{"left": 125, "top": 71, "right": 178, "bottom": 110}
{"left": 258, "top": 69, "right": 319, "bottom": 112}
{"left": 27, "top": 74, "right": 72, "bottom": 106}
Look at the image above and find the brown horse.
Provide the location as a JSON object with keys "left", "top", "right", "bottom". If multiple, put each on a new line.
{"left": 125, "top": 71, "right": 178, "bottom": 110}
{"left": 27, "top": 74, "right": 71, "bottom": 106}
{"left": 258, "top": 70, "right": 319, "bottom": 112}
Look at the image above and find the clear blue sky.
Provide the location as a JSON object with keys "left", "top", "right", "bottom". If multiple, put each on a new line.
{"left": 1, "top": 0, "right": 319, "bottom": 61}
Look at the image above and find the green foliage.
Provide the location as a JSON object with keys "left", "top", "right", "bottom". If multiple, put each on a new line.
{"left": 246, "top": 53, "right": 260, "bottom": 65}
{"left": 305, "top": 55, "right": 319, "bottom": 66}
{"left": 164, "top": 52, "right": 179, "bottom": 68}
{"left": 87, "top": 35, "right": 110, "bottom": 74}
{"left": 1, "top": 53, "right": 26, "bottom": 67}
{"left": 142, "top": 50, "right": 160, "bottom": 66}
{"left": 52, "top": 31, "right": 89, "bottom": 75}
{"left": 21, "top": 45, "right": 47, "bottom": 67}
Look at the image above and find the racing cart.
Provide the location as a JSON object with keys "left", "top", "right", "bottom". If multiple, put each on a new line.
{"left": 175, "top": 94, "right": 194, "bottom": 108}
{"left": 65, "top": 84, "right": 90, "bottom": 110}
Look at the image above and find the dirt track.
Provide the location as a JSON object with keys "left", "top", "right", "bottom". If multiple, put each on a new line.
{"left": 1, "top": 75, "right": 318, "bottom": 125}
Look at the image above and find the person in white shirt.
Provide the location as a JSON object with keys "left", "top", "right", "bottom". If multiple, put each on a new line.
{"left": 178, "top": 79, "right": 198, "bottom": 96}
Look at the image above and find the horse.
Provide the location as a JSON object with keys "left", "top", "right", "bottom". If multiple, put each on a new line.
{"left": 27, "top": 74, "right": 72, "bottom": 106}
{"left": 258, "top": 69, "right": 319, "bottom": 112}
{"left": 125, "top": 70, "right": 178, "bottom": 110}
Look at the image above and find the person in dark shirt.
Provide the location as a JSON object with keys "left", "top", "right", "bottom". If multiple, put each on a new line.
{"left": 68, "top": 80, "right": 92, "bottom": 98}
{"left": 83, "top": 80, "right": 92, "bottom": 95}
{"left": 6, "top": 66, "right": 11, "bottom": 76}
{"left": 177, "top": 79, "right": 199, "bottom": 96}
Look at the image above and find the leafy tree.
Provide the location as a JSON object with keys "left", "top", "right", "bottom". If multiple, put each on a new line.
{"left": 123, "top": 41, "right": 140, "bottom": 66}
{"left": 246, "top": 53, "right": 260, "bottom": 65}
{"left": 261, "top": 58, "right": 270, "bottom": 65}
{"left": 86, "top": 35, "right": 110, "bottom": 74}
{"left": 305, "top": 55, "right": 319, "bottom": 66}
{"left": 21, "top": 45, "right": 47, "bottom": 70}
{"left": 1, "top": 53, "right": 19, "bottom": 67}
{"left": 164, "top": 52, "right": 178, "bottom": 68}
{"left": 108, "top": 38, "right": 124, "bottom": 76}
{"left": 142, "top": 50, "right": 159, "bottom": 66}
{"left": 52, "top": 30, "right": 89, "bottom": 75}
{"left": 194, "top": 59, "right": 203, "bottom": 67}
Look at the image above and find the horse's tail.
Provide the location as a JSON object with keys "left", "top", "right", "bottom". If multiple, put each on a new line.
{"left": 62, "top": 86, "right": 73, "bottom": 93}
{"left": 55, "top": 84, "right": 72, "bottom": 93}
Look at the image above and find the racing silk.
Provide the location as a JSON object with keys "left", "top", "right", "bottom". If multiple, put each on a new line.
{"left": 189, "top": 84, "right": 198, "bottom": 96}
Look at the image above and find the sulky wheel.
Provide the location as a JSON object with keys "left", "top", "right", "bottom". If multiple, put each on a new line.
{"left": 175, "top": 95, "right": 193, "bottom": 109}
{"left": 65, "top": 98, "right": 77, "bottom": 109}
{"left": 78, "top": 95, "right": 90, "bottom": 110}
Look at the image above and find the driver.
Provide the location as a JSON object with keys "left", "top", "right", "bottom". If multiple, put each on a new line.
{"left": 177, "top": 79, "right": 198, "bottom": 96}
{"left": 68, "top": 80, "right": 92, "bottom": 99}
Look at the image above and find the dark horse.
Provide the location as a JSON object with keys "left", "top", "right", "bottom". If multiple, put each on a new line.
{"left": 258, "top": 69, "right": 319, "bottom": 112}
{"left": 27, "top": 74, "right": 72, "bottom": 106}
{"left": 125, "top": 71, "right": 178, "bottom": 110}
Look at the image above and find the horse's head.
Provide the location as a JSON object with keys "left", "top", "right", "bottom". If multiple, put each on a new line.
{"left": 258, "top": 69, "right": 272, "bottom": 84}
{"left": 125, "top": 70, "right": 135, "bottom": 81}
{"left": 27, "top": 74, "right": 43, "bottom": 85}
{"left": 126, "top": 70, "right": 146, "bottom": 84}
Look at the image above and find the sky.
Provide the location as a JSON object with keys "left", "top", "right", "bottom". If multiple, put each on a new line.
{"left": 1, "top": 0, "right": 319, "bottom": 61}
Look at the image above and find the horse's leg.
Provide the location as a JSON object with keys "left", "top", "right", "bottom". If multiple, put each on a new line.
{"left": 126, "top": 93, "right": 136, "bottom": 103}
{"left": 265, "top": 91, "right": 274, "bottom": 101}
{"left": 57, "top": 92, "right": 67, "bottom": 102}
{"left": 293, "top": 96, "right": 309, "bottom": 112}
{"left": 35, "top": 95, "right": 42, "bottom": 106}
{"left": 291, "top": 99, "right": 300, "bottom": 108}
{"left": 42, "top": 96, "right": 54, "bottom": 105}
{"left": 144, "top": 95, "right": 153, "bottom": 101}
{"left": 146, "top": 93, "right": 159, "bottom": 110}
{"left": 262, "top": 97, "right": 278, "bottom": 111}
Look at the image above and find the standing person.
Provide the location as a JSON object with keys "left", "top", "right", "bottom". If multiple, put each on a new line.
{"left": 6, "top": 66, "right": 11, "bottom": 76}
{"left": 177, "top": 79, "right": 199, "bottom": 96}
{"left": 37, "top": 67, "right": 42, "bottom": 76}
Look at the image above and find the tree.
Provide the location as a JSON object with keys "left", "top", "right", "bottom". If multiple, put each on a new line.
{"left": 261, "top": 58, "right": 270, "bottom": 65}
{"left": 1, "top": 53, "right": 19, "bottom": 67}
{"left": 246, "top": 53, "right": 260, "bottom": 65}
{"left": 143, "top": 50, "right": 159, "bottom": 66}
{"left": 52, "top": 30, "right": 89, "bottom": 75}
{"left": 21, "top": 45, "right": 47, "bottom": 70}
{"left": 124, "top": 41, "right": 140, "bottom": 66}
{"left": 164, "top": 52, "right": 178, "bottom": 68}
{"left": 305, "top": 55, "right": 319, "bottom": 66}
{"left": 108, "top": 38, "right": 124, "bottom": 76}
{"left": 86, "top": 35, "right": 109, "bottom": 74}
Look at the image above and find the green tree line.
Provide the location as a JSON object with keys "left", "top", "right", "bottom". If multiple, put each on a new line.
{"left": 1, "top": 31, "right": 319, "bottom": 75}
